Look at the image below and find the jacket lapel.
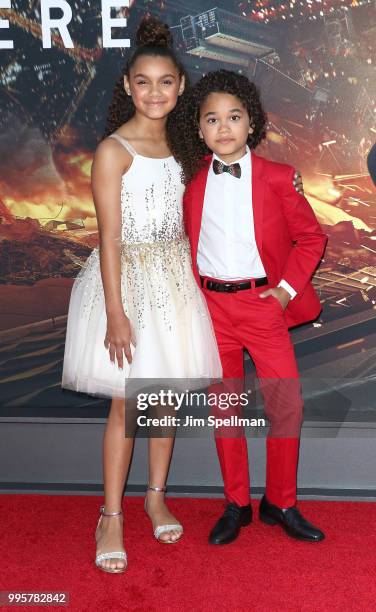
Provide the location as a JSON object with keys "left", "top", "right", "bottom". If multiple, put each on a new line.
{"left": 190, "top": 157, "right": 211, "bottom": 264}
{"left": 251, "top": 152, "right": 265, "bottom": 258}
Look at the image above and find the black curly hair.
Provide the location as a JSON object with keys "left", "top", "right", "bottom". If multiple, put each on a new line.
{"left": 171, "top": 69, "right": 267, "bottom": 184}
{"left": 103, "top": 14, "right": 188, "bottom": 139}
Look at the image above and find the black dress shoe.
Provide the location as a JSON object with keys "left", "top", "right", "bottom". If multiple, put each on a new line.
{"left": 259, "top": 495, "right": 325, "bottom": 542}
{"left": 209, "top": 503, "right": 252, "bottom": 545}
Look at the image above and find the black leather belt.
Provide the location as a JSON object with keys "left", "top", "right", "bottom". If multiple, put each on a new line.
{"left": 200, "top": 276, "right": 268, "bottom": 293}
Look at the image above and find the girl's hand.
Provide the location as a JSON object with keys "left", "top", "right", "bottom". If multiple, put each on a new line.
{"left": 293, "top": 170, "right": 304, "bottom": 195}
{"left": 104, "top": 311, "right": 134, "bottom": 369}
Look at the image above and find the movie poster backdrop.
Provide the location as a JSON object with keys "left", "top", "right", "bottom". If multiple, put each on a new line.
{"left": 0, "top": 1, "right": 375, "bottom": 421}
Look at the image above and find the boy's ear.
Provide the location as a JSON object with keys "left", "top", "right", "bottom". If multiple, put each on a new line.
{"left": 249, "top": 125, "right": 254, "bottom": 134}
{"left": 178, "top": 74, "right": 186, "bottom": 96}
{"left": 123, "top": 76, "right": 131, "bottom": 96}
{"left": 198, "top": 128, "right": 204, "bottom": 140}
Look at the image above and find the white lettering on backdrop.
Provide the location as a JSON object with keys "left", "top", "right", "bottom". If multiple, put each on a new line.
{"left": 0, "top": 1, "right": 131, "bottom": 50}
{"left": 0, "top": 1, "right": 13, "bottom": 50}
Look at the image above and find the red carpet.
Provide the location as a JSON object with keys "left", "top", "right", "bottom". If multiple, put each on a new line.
{"left": 1, "top": 495, "right": 376, "bottom": 611}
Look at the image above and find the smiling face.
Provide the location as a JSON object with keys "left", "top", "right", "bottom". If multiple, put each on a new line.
{"left": 124, "top": 55, "right": 185, "bottom": 121}
{"left": 199, "top": 92, "right": 254, "bottom": 163}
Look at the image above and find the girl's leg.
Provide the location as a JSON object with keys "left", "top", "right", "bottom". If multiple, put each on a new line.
{"left": 96, "top": 397, "right": 135, "bottom": 571}
{"left": 145, "top": 436, "right": 182, "bottom": 542}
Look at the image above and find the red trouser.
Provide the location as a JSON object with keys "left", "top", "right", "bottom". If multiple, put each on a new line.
{"left": 203, "top": 282, "right": 303, "bottom": 509}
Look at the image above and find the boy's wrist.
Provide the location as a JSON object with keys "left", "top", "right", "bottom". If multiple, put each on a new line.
{"left": 278, "top": 279, "right": 297, "bottom": 300}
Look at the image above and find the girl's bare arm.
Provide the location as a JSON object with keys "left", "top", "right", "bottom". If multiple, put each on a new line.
{"left": 91, "top": 139, "right": 133, "bottom": 369}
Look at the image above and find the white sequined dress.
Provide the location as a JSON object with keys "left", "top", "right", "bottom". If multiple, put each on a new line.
{"left": 62, "top": 134, "right": 222, "bottom": 398}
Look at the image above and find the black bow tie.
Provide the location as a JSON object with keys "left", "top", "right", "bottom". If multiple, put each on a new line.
{"left": 213, "top": 159, "right": 242, "bottom": 179}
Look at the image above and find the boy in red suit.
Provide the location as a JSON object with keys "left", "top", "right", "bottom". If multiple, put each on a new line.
{"left": 175, "top": 70, "right": 327, "bottom": 544}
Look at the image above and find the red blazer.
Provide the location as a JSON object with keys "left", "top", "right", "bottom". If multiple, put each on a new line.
{"left": 184, "top": 152, "right": 328, "bottom": 329}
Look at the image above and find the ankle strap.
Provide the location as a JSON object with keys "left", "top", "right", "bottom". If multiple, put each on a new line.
{"left": 146, "top": 485, "right": 167, "bottom": 493}
{"left": 100, "top": 505, "right": 122, "bottom": 517}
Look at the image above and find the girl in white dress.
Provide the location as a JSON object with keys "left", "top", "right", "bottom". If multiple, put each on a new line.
{"left": 62, "top": 16, "right": 221, "bottom": 573}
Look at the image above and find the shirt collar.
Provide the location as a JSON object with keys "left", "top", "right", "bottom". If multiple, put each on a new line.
{"left": 213, "top": 145, "right": 251, "bottom": 167}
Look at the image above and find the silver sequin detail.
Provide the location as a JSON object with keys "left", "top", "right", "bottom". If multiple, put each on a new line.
{"left": 74, "top": 157, "right": 196, "bottom": 330}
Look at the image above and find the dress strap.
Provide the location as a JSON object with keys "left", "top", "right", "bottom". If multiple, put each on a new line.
{"left": 108, "top": 133, "right": 138, "bottom": 157}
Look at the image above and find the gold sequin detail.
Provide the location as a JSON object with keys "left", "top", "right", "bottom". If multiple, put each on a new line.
{"left": 120, "top": 236, "right": 197, "bottom": 330}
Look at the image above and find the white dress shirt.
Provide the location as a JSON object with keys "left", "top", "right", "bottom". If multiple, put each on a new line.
{"left": 197, "top": 147, "right": 296, "bottom": 298}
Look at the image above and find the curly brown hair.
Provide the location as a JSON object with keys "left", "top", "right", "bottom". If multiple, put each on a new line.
{"left": 103, "top": 14, "right": 188, "bottom": 138}
{"left": 170, "top": 70, "right": 267, "bottom": 184}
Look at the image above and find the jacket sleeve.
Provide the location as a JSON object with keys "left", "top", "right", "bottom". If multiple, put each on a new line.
{"left": 279, "top": 166, "right": 328, "bottom": 295}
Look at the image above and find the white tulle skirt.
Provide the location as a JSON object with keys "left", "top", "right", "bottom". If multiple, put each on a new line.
{"left": 62, "top": 237, "right": 222, "bottom": 399}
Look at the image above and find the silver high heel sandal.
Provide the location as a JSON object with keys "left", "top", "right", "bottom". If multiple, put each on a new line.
{"left": 144, "top": 486, "right": 183, "bottom": 544}
{"left": 95, "top": 505, "right": 127, "bottom": 573}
